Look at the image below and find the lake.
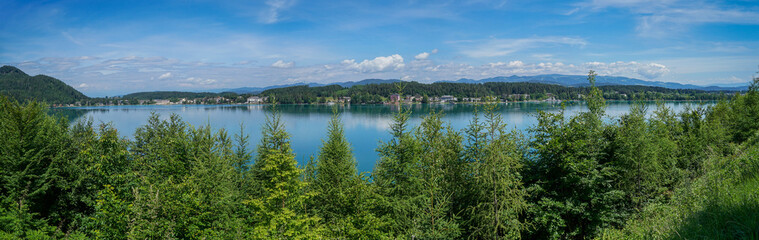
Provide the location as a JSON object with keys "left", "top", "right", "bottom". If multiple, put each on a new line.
{"left": 52, "top": 101, "right": 714, "bottom": 173}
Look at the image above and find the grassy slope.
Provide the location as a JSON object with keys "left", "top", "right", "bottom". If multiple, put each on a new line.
{"left": 600, "top": 139, "right": 759, "bottom": 240}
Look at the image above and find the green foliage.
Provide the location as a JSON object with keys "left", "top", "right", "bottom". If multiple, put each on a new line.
{"left": 261, "top": 78, "right": 730, "bottom": 104}
{"left": 0, "top": 97, "right": 69, "bottom": 238}
{"left": 609, "top": 103, "right": 682, "bottom": 210}
{"left": 464, "top": 103, "right": 527, "bottom": 239}
{"left": 310, "top": 108, "right": 389, "bottom": 238}
{"left": 410, "top": 111, "right": 461, "bottom": 239}
{"left": 373, "top": 105, "right": 424, "bottom": 236}
{"left": 524, "top": 71, "right": 626, "bottom": 239}
{"left": 244, "top": 106, "right": 323, "bottom": 239}
{"left": 0, "top": 66, "right": 88, "bottom": 104}
{"left": 599, "top": 138, "right": 759, "bottom": 240}
{"left": 1, "top": 67, "right": 758, "bottom": 239}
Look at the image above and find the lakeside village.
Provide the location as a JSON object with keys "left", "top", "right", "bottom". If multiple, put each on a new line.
{"left": 56, "top": 93, "right": 568, "bottom": 107}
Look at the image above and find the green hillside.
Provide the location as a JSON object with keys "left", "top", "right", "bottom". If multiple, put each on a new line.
{"left": 0, "top": 65, "right": 88, "bottom": 104}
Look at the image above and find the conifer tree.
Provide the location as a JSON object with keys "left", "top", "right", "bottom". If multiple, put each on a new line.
{"left": 311, "top": 108, "right": 389, "bottom": 238}
{"left": 525, "top": 71, "right": 624, "bottom": 239}
{"left": 0, "top": 97, "right": 68, "bottom": 238}
{"left": 412, "top": 111, "right": 462, "bottom": 239}
{"left": 465, "top": 101, "right": 527, "bottom": 239}
{"left": 244, "top": 105, "right": 322, "bottom": 239}
{"left": 314, "top": 108, "right": 358, "bottom": 220}
{"left": 373, "top": 103, "right": 424, "bottom": 237}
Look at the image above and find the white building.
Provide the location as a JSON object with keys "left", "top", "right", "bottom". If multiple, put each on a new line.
{"left": 440, "top": 95, "right": 457, "bottom": 102}
{"left": 247, "top": 96, "right": 267, "bottom": 104}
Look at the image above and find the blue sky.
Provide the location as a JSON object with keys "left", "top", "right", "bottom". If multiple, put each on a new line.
{"left": 1, "top": 0, "right": 758, "bottom": 96}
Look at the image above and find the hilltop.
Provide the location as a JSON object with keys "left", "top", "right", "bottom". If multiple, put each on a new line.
{"left": 0, "top": 65, "right": 88, "bottom": 104}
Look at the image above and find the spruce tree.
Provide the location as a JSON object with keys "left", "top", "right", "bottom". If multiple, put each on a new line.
{"left": 412, "top": 111, "right": 462, "bottom": 239}
{"left": 244, "top": 105, "right": 323, "bottom": 239}
{"left": 312, "top": 108, "right": 389, "bottom": 238}
{"left": 373, "top": 104, "right": 423, "bottom": 237}
{"left": 314, "top": 108, "right": 358, "bottom": 221}
{"left": 465, "top": 101, "right": 527, "bottom": 239}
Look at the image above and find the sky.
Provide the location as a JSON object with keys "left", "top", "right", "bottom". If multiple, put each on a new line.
{"left": 1, "top": 0, "right": 758, "bottom": 97}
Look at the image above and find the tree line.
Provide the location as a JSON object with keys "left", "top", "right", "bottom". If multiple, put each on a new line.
{"left": 1, "top": 71, "right": 758, "bottom": 239}
{"left": 262, "top": 81, "right": 732, "bottom": 104}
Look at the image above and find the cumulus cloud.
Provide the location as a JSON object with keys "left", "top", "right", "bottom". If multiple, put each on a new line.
{"left": 636, "top": 63, "right": 670, "bottom": 79}
{"left": 158, "top": 72, "right": 172, "bottom": 79}
{"left": 415, "top": 49, "right": 439, "bottom": 60}
{"left": 584, "top": 61, "right": 670, "bottom": 79}
{"left": 272, "top": 60, "right": 295, "bottom": 68}
{"left": 343, "top": 54, "right": 405, "bottom": 72}
{"left": 488, "top": 60, "right": 525, "bottom": 68}
{"left": 78, "top": 83, "right": 89, "bottom": 88}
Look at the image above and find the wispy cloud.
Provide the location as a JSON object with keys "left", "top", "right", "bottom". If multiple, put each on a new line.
{"left": 61, "top": 32, "right": 84, "bottom": 46}
{"left": 455, "top": 36, "right": 588, "bottom": 58}
{"left": 576, "top": 0, "right": 759, "bottom": 37}
{"left": 260, "top": 0, "right": 296, "bottom": 24}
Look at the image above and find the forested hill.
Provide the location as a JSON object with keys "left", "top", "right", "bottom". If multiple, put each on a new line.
{"left": 0, "top": 65, "right": 88, "bottom": 104}
{"left": 260, "top": 81, "right": 732, "bottom": 104}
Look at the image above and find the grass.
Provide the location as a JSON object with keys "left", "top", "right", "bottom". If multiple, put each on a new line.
{"left": 600, "top": 143, "right": 759, "bottom": 240}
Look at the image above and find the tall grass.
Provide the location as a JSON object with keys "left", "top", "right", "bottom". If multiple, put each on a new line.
{"left": 600, "top": 140, "right": 759, "bottom": 240}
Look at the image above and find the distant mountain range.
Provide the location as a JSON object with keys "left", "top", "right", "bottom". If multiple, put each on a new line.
{"left": 0, "top": 63, "right": 748, "bottom": 104}
{"left": 439, "top": 74, "right": 748, "bottom": 92}
{"left": 0, "top": 66, "right": 88, "bottom": 104}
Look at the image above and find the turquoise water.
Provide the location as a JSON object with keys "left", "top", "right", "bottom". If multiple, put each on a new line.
{"left": 52, "top": 101, "right": 713, "bottom": 173}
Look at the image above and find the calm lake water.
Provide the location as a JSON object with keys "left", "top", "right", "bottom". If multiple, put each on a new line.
{"left": 52, "top": 101, "right": 714, "bottom": 173}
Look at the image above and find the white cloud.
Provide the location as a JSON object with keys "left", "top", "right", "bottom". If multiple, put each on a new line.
{"left": 415, "top": 49, "right": 439, "bottom": 60}
{"left": 16, "top": 54, "right": 752, "bottom": 96}
{"left": 457, "top": 36, "right": 587, "bottom": 58}
{"left": 636, "top": 63, "right": 669, "bottom": 79}
{"left": 179, "top": 77, "right": 217, "bottom": 87}
{"left": 415, "top": 52, "right": 430, "bottom": 60}
{"left": 488, "top": 60, "right": 525, "bottom": 68}
{"left": 582, "top": 61, "right": 670, "bottom": 79}
{"left": 272, "top": 60, "right": 295, "bottom": 68}
{"left": 158, "top": 72, "right": 172, "bottom": 79}
{"left": 343, "top": 54, "right": 405, "bottom": 72}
